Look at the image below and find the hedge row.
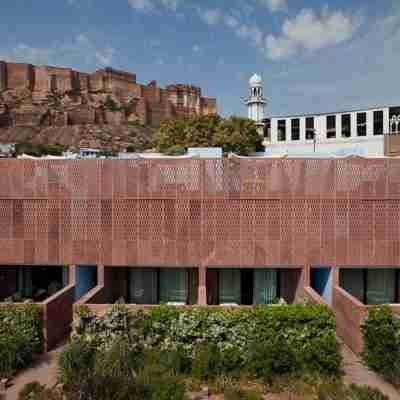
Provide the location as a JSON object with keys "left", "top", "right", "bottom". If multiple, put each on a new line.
{"left": 73, "top": 304, "right": 342, "bottom": 378}
{"left": 0, "top": 304, "right": 43, "bottom": 378}
{"left": 361, "top": 306, "right": 400, "bottom": 387}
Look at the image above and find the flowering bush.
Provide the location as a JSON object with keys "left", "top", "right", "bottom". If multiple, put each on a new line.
{"left": 0, "top": 304, "right": 42, "bottom": 378}
{"left": 73, "top": 304, "right": 341, "bottom": 377}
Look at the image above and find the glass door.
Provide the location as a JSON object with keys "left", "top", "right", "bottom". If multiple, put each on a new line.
{"left": 129, "top": 268, "right": 158, "bottom": 304}
{"left": 218, "top": 269, "right": 241, "bottom": 304}
{"left": 159, "top": 269, "right": 188, "bottom": 304}
{"left": 254, "top": 269, "right": 278, "bottom": 304}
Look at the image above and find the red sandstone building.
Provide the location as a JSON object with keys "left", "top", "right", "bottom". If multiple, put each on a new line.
{"left": 0, "top": 158, "right": 400, "bottom": 353}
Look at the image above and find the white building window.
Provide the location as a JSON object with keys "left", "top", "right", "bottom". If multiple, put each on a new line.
{"left": 326, "top": 115, "right": 336, "bottom": 139}
{"left": 357, "top": 113, "right": 367, "bottom": 136}
{"left": 278, "top": 120, "right": 286, "bottom": 141}
{"left": 305, "top": 117, "right": 314, "bottom": 140}
{"left": 291, "top": 119, "right": 300, "bottom": 141}
{"left": 373, "top": 111, "right": 384, "bottom": 136}
{"left": 341, "top": 114, "right": 351, "bottom": 138}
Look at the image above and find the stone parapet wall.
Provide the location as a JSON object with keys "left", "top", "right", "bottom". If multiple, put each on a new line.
{"left": 0, "top": 158, "right": 399, "bottom": 266}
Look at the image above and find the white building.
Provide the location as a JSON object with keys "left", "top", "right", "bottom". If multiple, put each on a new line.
{"left": 246, "top": 75, "right": 400, "bottom": 156}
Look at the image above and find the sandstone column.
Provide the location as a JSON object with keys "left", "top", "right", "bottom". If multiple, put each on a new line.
{"left": 197, "top": 266, "right": 207, "bottom": 305}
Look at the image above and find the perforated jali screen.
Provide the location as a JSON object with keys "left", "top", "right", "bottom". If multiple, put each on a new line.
{"left": 0, "top": 158, "right": 399, "bottom": 267}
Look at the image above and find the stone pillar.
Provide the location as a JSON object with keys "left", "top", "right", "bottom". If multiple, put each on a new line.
{"left": 69, "top": 265, "right": 76, "bottom": 285}
{"left": 332, "top": 265, "right": 339, "bottom": 287}
{"left": 0, "top": 61, "right": 7, "bottom": 92}
{"left": 97, "top": 264, "right": 105, "bottom": 286}
{"left": 303, "top": 264, "right": 311, "bottom": 287}
{"left": 197, "top": 266, "right": 207, "bottom": 305}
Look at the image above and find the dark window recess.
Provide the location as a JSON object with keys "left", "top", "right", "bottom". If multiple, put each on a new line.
{"left": 389, "top": 107, "right": 400, "bottom": 119}
{"left": 326, "top": 115, "right": 336, "bottom": 139}
{"left": 389, "top": 107, "right": 400, "bottom": 134}
{"left": 357, "top": 113, "right": 367, "bottom": 136}
{"left": 341, "top": 114, "right": 351, "bottom": 138}
{"left": 291, "top": 119, "right": 300, "bottom": 141}
{"left": 373, "top": 111, "right": 384, "bottom": 135}
{"left": 306, "top": 117, "right": 315, "bottom": 140}
{"left": 264, "top": 119, "right": 271, "bottom": 139}
{"left": 278, "top": 120, "right": 286, "bottom": 141}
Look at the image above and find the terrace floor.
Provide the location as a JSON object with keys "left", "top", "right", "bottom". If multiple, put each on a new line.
{"left": 3, "top": 344, "right": 63, "bottom": 400}
{"left": 341, "top": 344, "right": 400, "bottom": 400}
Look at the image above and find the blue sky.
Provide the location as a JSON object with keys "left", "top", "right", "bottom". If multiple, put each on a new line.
{"left": 1, "top": 0, "right": 399, "bottom": 117}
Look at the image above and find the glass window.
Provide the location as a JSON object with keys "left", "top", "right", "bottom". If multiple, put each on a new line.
{"left": 366, "top": 269, "right": 396, "bottom": 305}
{"left": 218, "top": 269, "right": 241, "bottom": 304}
{"left": 340, "top": 268, "right": 399, "bottom": 305}
{"left": 306, "top": 117, "right": 314, "bottom": 140}
{"left": 254, "top": 269, "right": 278, "bottom": 305}
{"left": 264, "top": 118, "right": 271, "bottom": 140}
{"left": 340, "top": 269, "right": 364, "bottom": 303}
{"left": 373, "top": 111, "right": 384, "bottom": 135}
{"left": 278, "top": 120, "right": 286, "bottom": 141}
{"left": 326, "top": 115, "right": 336, "bottom": 139}
{"left": 159, "top": 269, "right": 188, "bottom": 304}
{"left": 341, "top": 114, "right": 351, "bottom": 138}
{"left": 357, "top": 113, "right": 367, "bottom": 136}
{"left": 129, "top": 268, "right": 158, "bottom": 304}
{"left": 291, "top": 119, "right": 300, "bottom": 141}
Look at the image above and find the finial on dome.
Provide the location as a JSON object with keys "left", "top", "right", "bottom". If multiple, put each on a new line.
{"left": 249, "top": 73, "right": 262, "bottom": 86}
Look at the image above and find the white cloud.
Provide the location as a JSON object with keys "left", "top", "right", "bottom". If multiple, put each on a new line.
{"left": 0, "top": 33, "right": 117, "bottom": 68}
{"left": 161, "top": 0, "right": 178, "bottom": 11}
{"left": 266, "top": 8, "right": 359, "bottom": 59}
{"left": 95, "top": 48, "right": 116, "bottom": 66}
{"left": 192, "top": 44, "right": 200, "bottom": 53}
{"left": 128, "top": 0, "right": 155, "bottom": 13}
{"left": 236, "top": 24, "right": 264, "bottom": 48}
{"left": 198, "top": 8, "right": 222, "bottom": 25}
{"left": 197, "top": 5, "right": 360, "bottom": 61}
{"left": 128, "top": 0, "right": 181, "bottom": 13}
{"left": 258, "top": 0, "right": 287, "bottom": 12}
{"left": 224, "top": 15, "right": 240, "bottom": 29}
{"left": 10, "top": 44, "right": 54, "bottom": 65}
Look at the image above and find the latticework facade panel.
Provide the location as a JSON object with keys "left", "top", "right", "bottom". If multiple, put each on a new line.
{"left": 0, "top": 158, "right": 399, "bottom": 266}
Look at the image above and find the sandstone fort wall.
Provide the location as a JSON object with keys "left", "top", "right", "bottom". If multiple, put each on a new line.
{"left": 0, "top": 61, "right": 217, "bottom": 128}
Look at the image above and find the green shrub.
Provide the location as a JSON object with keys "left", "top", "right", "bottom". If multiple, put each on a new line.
{"left": 361, "top": 306, "right": 400, "bottom": 386}
{"left": 348, "top": 384, "right": 389, "bottom": 400}
{"left": 149, "top": 305, "right": 341, "bottom": 377}
{"left": 248, "top": 337, "right": 297, "bottom": 380}
{"left": 136, "top": 350, "right": 187, "bottom": 400}
{"left": 191, "top": 343, "right": 221, "bottom": 379}
{"left": 0, "top": 304, "right": 42, "bottom": 378}
{"left": 58, "top": 339, "right": 95, "bottom": 387}
{"left": 94, "top": 338, "right": 139, "bottom": 380}
{"left": 149, "top": 379, "right": 187, "bottom": 400}
{"left": 224, "top": 388, "right": 263, "bottom": 400}
{"left": 18, "top": 381, "right": 63, "bottom": 400}
{"left": 59, "top": 338, "right": 146, "bottom": 400}
{"left": 72, "top": 304, "right": 341, "bottom": 381}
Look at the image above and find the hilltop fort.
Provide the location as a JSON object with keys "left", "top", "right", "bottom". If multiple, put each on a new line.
{"left": 0, "top": 61, "right": 217, "bottom": 149}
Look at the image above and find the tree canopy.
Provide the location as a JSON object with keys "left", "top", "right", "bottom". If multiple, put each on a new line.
{"left": 154, "top": 115, "right": 263, "bottom": 156}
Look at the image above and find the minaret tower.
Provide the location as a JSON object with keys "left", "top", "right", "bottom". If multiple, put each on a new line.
{"left": 245, "top": 73, "right": 267, "bottom": 137}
